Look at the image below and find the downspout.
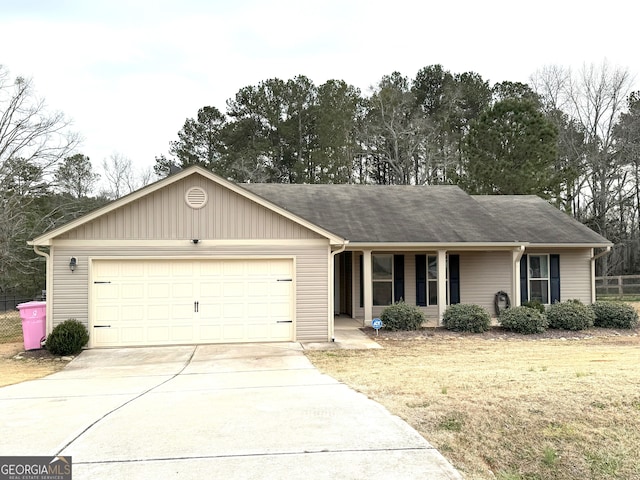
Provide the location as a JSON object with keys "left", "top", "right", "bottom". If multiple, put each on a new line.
{"left": 513, "top": 245, "right": 526, "bottom": 307}
{"left": 329, "top": 242, "right": 348, "bottom": 342}
{"left": 590, "top": 246, "right": 612, "bottom": 303}
{"left": 32, "top": 245, "right": 52, "bottom": 335}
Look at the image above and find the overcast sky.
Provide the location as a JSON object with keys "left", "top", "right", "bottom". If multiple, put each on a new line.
{"left": 1, "top": 0, "right": 638, "bottom": 178}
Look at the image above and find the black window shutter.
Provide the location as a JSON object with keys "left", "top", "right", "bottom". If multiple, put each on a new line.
{"left": 449, "top": 254, "right": 460, "bottom": 304}
{"left": 394, "top": 255, "right": 404, "bottom": 302}
{"left": 550, "top": 254, "right": 560, "bottom": 303}
{"left": 416, "top": 254, "right": 426, "bottom": 306}
{"left": 520, "top": 254, "right": 528, "bottom": 304}
{"left": 359, "top": 255, "right": 364, "bottom": 308}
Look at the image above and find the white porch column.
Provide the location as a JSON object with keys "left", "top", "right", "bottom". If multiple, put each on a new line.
{"left": 437, "top": 249, "right": 447, "bottom": 326}
{"left": 362, "top": 249, "right": 373, "bottom": 326}
{"left": 512, "top": 246, "right": 525, "bottom": 307}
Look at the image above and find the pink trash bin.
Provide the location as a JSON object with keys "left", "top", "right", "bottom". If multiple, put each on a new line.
{"left": 16, "top": 301, "right": 47, "bottom": 350}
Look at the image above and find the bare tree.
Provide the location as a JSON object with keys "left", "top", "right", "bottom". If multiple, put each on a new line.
{"left": 101, "top": 152, "right": 155, "bottom": 199}
{"left": 0, "top": 66, "right": 78, "bottom": 292}
{"left": 534, "top": 61, "right": 634, "bottom": 275}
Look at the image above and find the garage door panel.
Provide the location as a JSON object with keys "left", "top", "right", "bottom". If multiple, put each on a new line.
{"left": 172, "top": 282, "right": 195, "bottom": 298}
{"left": 119, "top": 263, "right": 144, "bottom": 277}
{"left": 148, "top": 283, "right": 170, "bottom": 298}
{"left": 95, "top": 304, "right": 118, "bottom": 320}
{"left": 95, "top": 284, "right": 119, "bottom": 300}
{"left": 148, "top": 305, "right": 170, "bottom": 320}
{"left": 247, "top": 324, "right": 269, "bottom": 340}
{"left": 199, "top": 303, "right": 222, "bottom": 318}
{"left": 147, "top": 326, "right": 170, "bottom": 342}
{"left": 148, "top": 263, "right": 171, "bottom": 276}
{"left": 222, "top": 325, "right": 245, "bottom": 340}
{"left": 170, "top": 325, "right": 193, "bottom": 341}
{"left": 120, "top": 327, "right": 145, "bottom": 343}
{"left": 121, "top": 284, "right": 145, "bottom": 299}
{"left": 92, "top": 259, "right": 294, "bottom": 347}
{"left": 223, "top": 282, "right": 244, "bottom": 297}
{"left": 120, "top": 306, "right": 145, "bottom": 321}
{"left": 171, "top": 262, "right": 194, "bottom": 276}
{"left": 222, "top": 303, "right": 245, "bottom": 319}
{"left": 270, "top": 302, "right": 292, "bottom": 318}
{"left": 94, "top": 327, "right": 119, "bottom": 345}
{"left": 200, "top": 281, "right": 222, "bottom": 297}
{"left": 198, "top": 324, "right": 222, "bottom": 341}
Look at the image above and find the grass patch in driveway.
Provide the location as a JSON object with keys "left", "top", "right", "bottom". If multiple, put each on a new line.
{"left": 306, "top": 333, "right": 640, "bottom": 480}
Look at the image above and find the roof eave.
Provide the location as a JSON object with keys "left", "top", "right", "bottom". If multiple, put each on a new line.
{"left": 525, "top": 242, "right": 614, "bottom": 248}
{"left": 345, "top": 241, "right": 528, "bottom": 251}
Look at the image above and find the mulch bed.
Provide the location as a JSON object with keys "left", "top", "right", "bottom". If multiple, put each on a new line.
{"left": 363, "top": 325, "right": 640, "bottom": 341}
{"left": 11, "top": 348, "right": 68, "bottom": 362}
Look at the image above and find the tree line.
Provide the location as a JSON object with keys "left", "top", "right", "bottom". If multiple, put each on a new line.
{"left": 156, "top": 62, "right": 640, "bottom": 276}
{"left": 2, "top": 61, "right": 639, "bottom": 296}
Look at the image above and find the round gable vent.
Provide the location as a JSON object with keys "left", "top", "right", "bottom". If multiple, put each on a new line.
{"left": 185, "top": 187, "right": 208, "bottom": 209}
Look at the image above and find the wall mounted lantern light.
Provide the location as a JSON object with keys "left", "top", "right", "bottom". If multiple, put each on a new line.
{"left": 69, "top": 257, "right": 77, "bottom": 272}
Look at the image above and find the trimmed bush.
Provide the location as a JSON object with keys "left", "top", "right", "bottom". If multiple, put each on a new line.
{"left": 590, "top": 301, "right": 639, "bottom": 329}
{"left": 522, "top": 300, "right": 545, "bottom": 314}
{"left": 546, "top": 301, "right": 595, "bottom": 331}
{"left": 46, "top": 319, "right": 89, "bottom": 356}
{"left": 442, "top": 304, "right": 491, "bottom": 333}
{"left": 499, "top": 306, "right": 548, "bottom": 334}
{"left": 381, "top": 301, "right": 426, "bottom": 331}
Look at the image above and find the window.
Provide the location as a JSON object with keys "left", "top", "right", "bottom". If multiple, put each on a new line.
{"left": 427, "top": 255, "right": 438, "bottom": 306}
{"left": 416, "top": 254, "right": 460, "bottom": 307}
{"left": 528, "top": 255, "right": 549, "bottom": 304}
{"left": 372, "top": 254, "right": 393, "bottom": 306}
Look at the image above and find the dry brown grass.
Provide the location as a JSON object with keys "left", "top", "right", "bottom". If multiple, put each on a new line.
{"left": 0, "top": 341, "right": 65, "bottom": 387}
{"left": 0, "top": 311, "right": 64, "bottom": 387}
{"left": 306, "top": 333, "right": 640, "bottom": 479}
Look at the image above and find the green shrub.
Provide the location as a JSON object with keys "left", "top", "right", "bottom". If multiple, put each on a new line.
{"left": 499, "top": 306, "right": 548, "bottom": 334}
{"left": 381, "top": 301, "right": 426, "bottom": 331}
{"left": 46, "top": 319, "right": 89, "bottom": 355}
{"left": 590, "top": 301, "right": 639, "bottom": 329}
{"left": 522, "top": 300, "right": 546, "bottom": 314}
{"left": 442, "top": 304, "right": 491, "bottom": 333}
{"left": 546, "top": 301, "right": 595, "bottom": 331}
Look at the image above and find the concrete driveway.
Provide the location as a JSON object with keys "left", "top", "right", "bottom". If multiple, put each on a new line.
{"left": 0, "top": 343, "right": 462, "bottom": 479}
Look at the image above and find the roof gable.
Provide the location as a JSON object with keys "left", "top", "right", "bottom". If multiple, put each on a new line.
{"left": 31, "top": 167, "right": 343, "bottom": 245}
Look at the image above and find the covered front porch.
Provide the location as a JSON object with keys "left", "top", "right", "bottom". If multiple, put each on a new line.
{"left": 332, "top": 246, "right": 526, "bottom": 328}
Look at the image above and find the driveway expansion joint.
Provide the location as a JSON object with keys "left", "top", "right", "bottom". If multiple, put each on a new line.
{"left": 72, "top": 446, "right": 433, "bottom": 465}
{"left": 54, "top": 346, "right": 198, "bottom": 455}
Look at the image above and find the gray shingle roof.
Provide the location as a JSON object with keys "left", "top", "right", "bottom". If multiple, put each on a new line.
{"left": 242, "top": 184, "right": 610, "bottom": 246}
{"left": 472, "top": 195, "right": 611, "bottom": 245}
{"left": 240, "top": 184, "right": 522, "bottom": 243}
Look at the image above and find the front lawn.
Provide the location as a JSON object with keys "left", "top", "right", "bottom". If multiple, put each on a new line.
{"left": 306, "top": 331, "right": 640, "bottom": 479}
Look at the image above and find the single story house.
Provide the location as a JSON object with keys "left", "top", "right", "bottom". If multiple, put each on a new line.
{"left": 29, "top": 166, "right": 612, "bottom": 348}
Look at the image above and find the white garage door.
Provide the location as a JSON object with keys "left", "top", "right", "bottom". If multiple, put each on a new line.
{"left": 91, "top": 259, "right": 294, "bottom": 347}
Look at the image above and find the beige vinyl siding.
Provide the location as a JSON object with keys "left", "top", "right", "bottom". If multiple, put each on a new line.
{"left": 50, "top": 244, "right": 329, "bottom": 343}
{"left": 525, "top": 247, "right": 592, "bottom": 304}
{"left": 458, "top": 251, "right": 513, "bottom": 315}
{"left": 57, "top": 176, "right": 322, "bottom": 241}
{"left": 50, "top": 246, "right": 88, "bottom": 324}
